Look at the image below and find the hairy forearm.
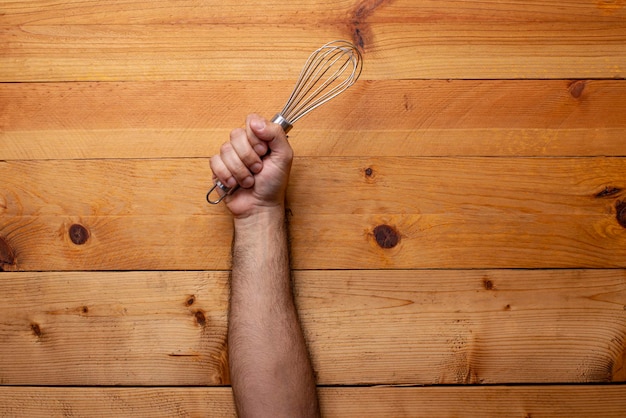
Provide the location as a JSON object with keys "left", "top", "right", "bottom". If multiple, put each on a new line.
{"left": 228, "top": 206, "right": 320, "bottom": 418}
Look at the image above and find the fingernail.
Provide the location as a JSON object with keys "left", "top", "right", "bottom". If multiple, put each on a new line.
{"left": 250, "top": 162, "right": 262, "bottom": 174}
{"left": 251, "top": 118, "right": 265, "bottom": 131}
{"left": 225, "top": 177, "right": 237, "bottom": 188}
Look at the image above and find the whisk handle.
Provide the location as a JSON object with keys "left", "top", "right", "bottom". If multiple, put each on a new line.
{"left": 206, "top": 113, "right": 292, "bottom": 204}
{"left": 206, "top": 180, "right": 233, "bottom": 204}
{"left": 270, "top": 113, "right": 293, "bottom": 134}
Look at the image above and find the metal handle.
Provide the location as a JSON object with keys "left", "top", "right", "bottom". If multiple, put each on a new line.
{"left": 206, "top": 114, "right": 292, "bottom": 205}
{"left": 206, "top": 180, "right": 235, "bottom": 204}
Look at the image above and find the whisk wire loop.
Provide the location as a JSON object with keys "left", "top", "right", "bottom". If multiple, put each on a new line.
{"left": 282, "top": 42, "right": 362, "bottom": 124}
{"left": 207, "top": 39, "right": 362, "bottom": 205}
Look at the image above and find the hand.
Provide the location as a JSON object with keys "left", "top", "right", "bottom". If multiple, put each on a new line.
{"left": 210, "top": 114, "right": 293, "bottom": 218}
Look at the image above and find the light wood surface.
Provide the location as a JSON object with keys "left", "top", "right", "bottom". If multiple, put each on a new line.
{"left": 3, "top": 0, "right": 626, "bottom": 81}
{"left": 4, "top": 0, "right": 625, "bottom": 25}
{"left": 1, "top": 157, "right": 625, "bottom": 270}
{"left": 1, "top": 270, "right": 624, "bottom": 385}
{"left": 2, "top": 386, "right": 626, "bottom": 418}
{"left": 2, "top": 0, "right": 625, "bottom": 415}
{"left": 2, "top": 80, "right": 626, "bottom": 160}
{"left": 2, "top": 15, "right": 626, "bottom": 81}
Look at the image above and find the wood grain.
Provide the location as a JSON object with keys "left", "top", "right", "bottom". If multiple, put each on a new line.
{"left": 2, "top": 22, "right": 624, "bottom": 81}
{"left": 4, "top": 157, "right": 626, "bottom": 216}
{"left": 2, "top": 0, "right": 626, "bottom": 412}
{"left": 2, "top": 80, "right": 626, "bottom": 160}
{"left": 3, "top": 0, "right": 625, "bottom": 25}
{"left": 1, "top": 157, "right": 625, "bottom": 270}
{"left": 3, "top": 212, "right": 624, "bottom": 270}
{"left": 0, "top": 271, "right": 230, "bottom": 386}
{"left": 1, "top": 270, "right": 624, "bottom": 385}
{"left": 1, "top": 385, "right": 626, "bottom": 418}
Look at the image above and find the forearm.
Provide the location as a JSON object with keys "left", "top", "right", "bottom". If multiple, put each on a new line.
{"left": 228, "top": 206, "right": 320, "bottom": 418}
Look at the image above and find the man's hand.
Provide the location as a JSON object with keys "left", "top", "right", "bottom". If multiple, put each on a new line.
{"left": 209, "top": 113, "right": 293, "bottom": 218}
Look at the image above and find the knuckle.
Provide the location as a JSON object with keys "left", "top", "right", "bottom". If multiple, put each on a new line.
{"left": 233, "top": 165, "right": 249, "bottom": 179}
{"left": 240, "top": 146, "right": 257, "bottom": 162}
{"left": 209, "top": 155, "right": 220, "bottom": 170}
{"left": 230, "top": 127, "right": 245, "bottom": 140}
{"left": 220, "top": 142, "right": 233, "bottom": 155}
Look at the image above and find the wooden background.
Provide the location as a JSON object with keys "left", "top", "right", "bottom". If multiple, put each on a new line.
{"left": 1, "top": 0, "right": 626, "bottom": 416}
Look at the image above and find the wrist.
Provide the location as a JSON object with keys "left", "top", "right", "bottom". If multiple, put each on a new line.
{"left": 233, "top": 203, "right": 286, "bottom": 225}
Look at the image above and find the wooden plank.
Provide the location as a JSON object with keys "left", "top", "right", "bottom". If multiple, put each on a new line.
{"left": 1, "top": 157, "right": 626, "bottom": 270}
{"left": 3, "top": 0, "right": 625, "bottom": 25}
{"left": 323, "top": 386, "right": 626, "bottom": 418}
{"left": 0, "top": 270, "right": 624, "bottom": 385}
{"left": 0, "top": 215, "right": 232, "bottom": 271}
{"left": 0, "top": 271, "right": 230, "bottom": 386}
{"left": 2, "top": 385, "right": 626, "bottom": 418}
{"left": 302, "top": 269, "right": 626, "bottom": 384}
{"left": 0, "top": 387, "right": 236, "bottom": 418}
{"left": 3, "top": 212, "right": 624, "bottom": 270}
{"left": 290, "top": 213, "right": 626, "bottom": 269}
{"left": 2, "top": 80, "right": 626, "bottom": 159}
{"left": 2, "top": 22, "right": 624, "bottom": 81}
{"left": 3, "top": 157, "right": 626, "bottom": 216}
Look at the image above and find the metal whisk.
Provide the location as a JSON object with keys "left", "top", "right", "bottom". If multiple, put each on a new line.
{"left": 207, "top": 40, "right": 363, "bottom": 204}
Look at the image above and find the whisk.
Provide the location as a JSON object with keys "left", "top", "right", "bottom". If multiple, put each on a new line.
{"left": 206, "top": 39, "right": 363, "bottom": 204}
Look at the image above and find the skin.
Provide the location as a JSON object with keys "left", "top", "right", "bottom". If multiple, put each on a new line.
{"left": 210, "top": 114, "right": 320, "bottom": 418}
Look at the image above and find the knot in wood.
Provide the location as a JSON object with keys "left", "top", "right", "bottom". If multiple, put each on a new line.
{"left": 363, "top": 166, "right": 377, "bottom": 183}
{"left": 0, "top": 235, "right": 16, "bottom": 270}
{"left": 616, "top": 201, "right": 626, "bottom": 229}
{"left": 69, "top": 224, "right": 90, "bottom": 245}
{"left": 31, "top": 322, "right": 42, "bottom": 338}
{"left": 595, "top": 186, "right": 622, "bottom": 198}
{"left": 373, "top": 224, "right": 400, "bottom": 249}
{"left": 194, "top": 310, "right": 207, "bottom": 327}
{"left": 568, "top": 80, "right": 586, "bottom": 99}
